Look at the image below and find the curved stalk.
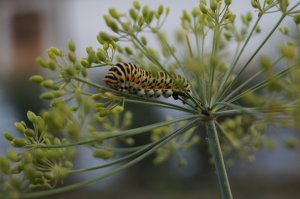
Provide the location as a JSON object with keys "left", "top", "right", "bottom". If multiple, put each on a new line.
{"left": 27, "top": 114, "right": 200, "bottom": 149}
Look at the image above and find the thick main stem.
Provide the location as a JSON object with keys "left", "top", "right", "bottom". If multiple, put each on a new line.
{"left": 207, "top": 121, "right": 233, "bottom": 199}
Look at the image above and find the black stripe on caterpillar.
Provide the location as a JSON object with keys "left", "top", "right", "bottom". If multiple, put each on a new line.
{"left": 104, "top": 63, "right": 192, "bottom": 100}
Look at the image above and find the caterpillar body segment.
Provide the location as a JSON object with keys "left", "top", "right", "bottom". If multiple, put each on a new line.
{"left": 104, "top": 63, "right": 192, "bottom": 100}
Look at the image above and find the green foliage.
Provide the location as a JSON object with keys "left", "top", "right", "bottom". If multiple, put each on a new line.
{"left": 2, "top": 0, "right": 300, "bottom": 198}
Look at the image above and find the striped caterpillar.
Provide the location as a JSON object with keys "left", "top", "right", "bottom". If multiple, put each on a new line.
{"left": 104, "top": 63, "right": 192, "bottom": 100}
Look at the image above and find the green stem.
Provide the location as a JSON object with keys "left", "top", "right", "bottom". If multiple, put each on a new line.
{"left": 216, "top": 15, "right": 262, "bottom": 101}
{"left": 27, "top": 114, "right": 199, "bottom": 149}
{"left": 207, "top": 121, "right": 233, "bottom": 199}
{"left": 75, "top": 77, "right": 196, "bottom": 112}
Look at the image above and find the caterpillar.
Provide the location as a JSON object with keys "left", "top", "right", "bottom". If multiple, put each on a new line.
{"left": 104, "top": 63, "right": 192, "bottom": 100}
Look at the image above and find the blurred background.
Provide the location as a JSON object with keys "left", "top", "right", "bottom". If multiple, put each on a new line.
{"left": 0, "top": 0, "right": 300, "bottom": 198}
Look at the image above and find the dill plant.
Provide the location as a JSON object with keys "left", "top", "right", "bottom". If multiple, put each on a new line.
{"left": 1, "top": 0, "right": 300, "bottom": 198}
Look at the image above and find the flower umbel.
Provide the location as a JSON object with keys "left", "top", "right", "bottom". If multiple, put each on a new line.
{"left": 2, "top": 1, "right": 300, "bottom": 199}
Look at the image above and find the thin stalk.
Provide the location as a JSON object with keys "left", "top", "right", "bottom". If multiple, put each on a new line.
{"left": 209, "top": 24, "right": 221, "bottom": 106}
{"left": 70, "top": 144, "right": 152, "bottom": 174}
{"left": 227, "top": 61, "right": 299, "bottom": 104}
{"left": 27, "top": 114, "right": 199, "bottom": 149}
{"left": 214, "top": 108, "right": 257, "bottom": 117}
{"left": 75, "top": 77, "right": 195, "bottom": 111}
{"left": 234, "top": 14, "right": 286, "bottom": 81}
{"left": 207, "top": 121, "right": 233, "bottom": 199}
{"left": 217, "top": 15, "right": 263, "bottom": 101}
{"left": 219, "top": 14, "right": 286, "bottom": 101}
{"left": 218, "top": 55, "right": 284, "bottom": 104}
{"left": 23, "top": 119, "right": 199, "bottom": 198}
{"left": 215, "top": 102, "right": 263, "bottom": 118}
{"left": 125, "top": 98, "right": 198, "bottom": 114}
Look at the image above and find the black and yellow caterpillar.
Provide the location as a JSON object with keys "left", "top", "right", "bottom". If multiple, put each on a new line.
{"left": 104, "top": 63, "right": 192, "bottom": 100}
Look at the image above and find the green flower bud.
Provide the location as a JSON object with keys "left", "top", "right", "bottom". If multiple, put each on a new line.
{"left": 86, "top": 46, "right": 98, "bottom": 64}
{"left": 0, "top": 157, "right": 10, "bottom": 174}
{"left": 200, "top": 3, "right": 208, "bottom": 14}
{"left": 123, "top": 111, "right": 132, "bottom": 127}
{"left": 141, "top": 36, "right": 147, "bottom": 45}
{"left": 65, "top": 67, "right": 76, "bottom": 77}
{"left": 81, "top": 67, "right": 87, "bottom": 77}
{"left": 48, "top": 60, "right": 56, "bottom": 71}
{"left": 12, "top": 138, "right": 27, "bottom": 147}
{"left": 142, "top": 5, "right": 150, "bottom": 19}
{"left": 133, "top": 1, "right": 141, "bottom": 10}
{"left": 29, "top": 75, "right": 44, "bottom": 84}
{"left": 260, "top": 56, "right": 272, "bottom": 71}
{"left": 145, "top": 11, "right": 154, "bottom": 24}
{"left": 23, "top": 152, "right": 33, "bottom": 163}
{"left": 51, "top": 47, "right": 63, "bottom": 56}
{"left": 44, "top": 172, "right": 53, "bottom": 180}
{"left": 137, "top": 16, "right": 145, "bottom": 27}
{"left": 40, "top": 92, "right": 55, "bottom": 100}
{"left": 64, "top": 160, "right": 73, "bottom": 169}
{"left": 24, "top": 129, "right": 35, "bottom": 137}
{"left": 14, "top": 122, "right": 26, "bottom": 133}
{"left": 99, "top": 109, "right": 109, "bottom": 117}
{"left": 97, "top": 49, "right": 107, "bottom": 62}
{"left": 6, "top": 150, "right": 20, "bottom": 162}
{"left": 230, "top": 14, "right": 236, "bottom": 23}
{"left": 36, "top": 57, "right": 49, "bottom": 68}
{"left": 124, "top": 47, "right": 133, "bottom": 55}
{"left": 129, "top": 8, "right": 138, "bottom": 21}
{"left": 246, "top": 12, "right": 252, "bottom": 22}
{"left": 158, "top": 5, "right": 164, "bottom": 16}
{"left": 285, "top": 139, "right": 299, "bottom": 149}
{"left": 80, "top": 58, "right": 90, "bottom": 68}
{"left": 41, "top": 80, "right": 58, "bottom": 90}
{"left": 99, "top": 32, "right": 112, "bottom": 42}
{"left": 166, "top": 7, "right": 170, "bottom": 15}
{"left": 210, "top": 0, "right": 217, "bottom": 11}
{"left": 183, "top": 10, "right": 191, "bottom": 23}
{"left": 27, "top": 111, "right": 37, "bottom": 123}
{"left": 279, "top": 26, "right": 289, "bottom": 35}
{"left": 125, "top": 137, "right": 135, "bottom": 145}
{"left": 251, "top": 0, "right": 258, "bottom": 8}
{"left": 24, "top": 165, "right": 37, "bottom": 180}
{"left": 47, "top": 50, "right": 56, "bottom": 60}
{"left": 224, "top": 32, "right": 232, "bottom": 41}
{"left": 92, "top": 93, "right": 103, "bottom": 100}
{"left": 294, "top": 14, "right": 300, "bottom": 25}
{"left": 280, "top": 43, "right": 297, "bottom": 60}
{"left": 3, "top": 131, "right": 14, "bottom": 141}
{"left": 247, "top": 155, "right": 256, "bottom": 164}
{"left": 93, "top": 149, "right": 114, "bottom": 159}
{"left": 68, "top": 52, "right": 76, "bottom": 63}
{"left": 52, "top": 166, "right": 69, "bottom": 180}
{"left": 103, "top": 15, "right": 112, "bottom": 27}
{"left": 109, "top": 8, "right": 119, "bottom": 19}
{"left": 256, "top": 26, "right": 261, "bottom": 33}
{"left": 68, "top": 40, "right": 76, "bottom": 52}
{"left": 153, "top": 153, "right": 168, "bottom": 165}
{"left": 95, "top": 103, "right": 105, "bottom": 109}
{"left": 109, "top": 20, "right": 119, "bottom": 33}
{"left": 225, "top": 0, "right": 231, "bottom": 5}
{"left": 192, "top": 8, "right": 201, "bottom": 17}
{"left": 52, "top": 138, "right": 60, "bottom": 145}
{"left": 279, "top": 0, "right": 289, "bottom": 12}
{"left": 112, "top": 105, "right": 124, "bottom": 114}
{"left": 53, "top": 90, "right": 66, "bottom": 98}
